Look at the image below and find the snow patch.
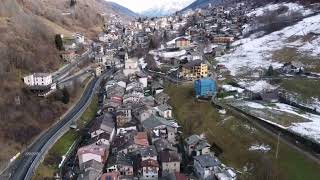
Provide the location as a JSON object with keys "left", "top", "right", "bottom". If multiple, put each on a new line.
{"left": 222, "top": 85, "right": 245, "bottom": 93}
{"left": 139, "top": 58, "right": 147, "bottom": 69}
{"left": 249, "top": 144, "right": 271, "bottom": 152}
{"left": 238, "top": 80, "right": 278, "bottom": 93}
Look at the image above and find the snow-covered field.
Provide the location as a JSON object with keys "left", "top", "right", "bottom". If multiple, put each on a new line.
{"left": 238, "top": 80, "right": 279, "bottom": 93}
{"left": 217, "top": 7, "right": 320, "bottom": 76}
{"left": 247, "top": 2, "right": 313, "bottom": 17}
{"left": 233, "top": 100, "right": 320, "bottom": 144}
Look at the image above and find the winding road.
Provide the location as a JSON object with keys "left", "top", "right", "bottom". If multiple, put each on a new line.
{"left": 2, "top": 71, "right": 110, "bottom": 180}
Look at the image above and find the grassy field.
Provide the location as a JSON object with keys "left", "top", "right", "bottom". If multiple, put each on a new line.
{"left": 280, "top": 79, "right": 320, "bottom": 101}
{"left": 33, "top": 95, "right": 98, "bottom": 180}
{"left": 33, "top": 130, "right": 78, "bottom": 180}
{"left": 166, "top": 84, "right": 320, "bottom": 180}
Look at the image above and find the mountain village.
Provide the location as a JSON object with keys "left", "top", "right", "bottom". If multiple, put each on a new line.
{"left": 14, "top": 1, "right": 320, "bottom": 180}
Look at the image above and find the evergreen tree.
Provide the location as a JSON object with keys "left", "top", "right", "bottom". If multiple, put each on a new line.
{"left": 163, "top": 30, "right": 168, "bottom": 42}
{"left": 266, "top": 65, "right": 274, "bottom": 76}
{"left": 55, "top": 34, "right": 64, "bottom": 51}
{"left": 62, "top": 87, "right": 70, "bottom": 104}
{"left": 70, "top": 0, "right": 77, "bottom": 7}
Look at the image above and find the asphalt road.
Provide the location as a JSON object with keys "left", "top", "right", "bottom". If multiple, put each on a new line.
{"left": 4, "top": 71, "right": 109, "bottom": 180}
{"left": 53, "top": 49, "right": 91, "bottom": 82}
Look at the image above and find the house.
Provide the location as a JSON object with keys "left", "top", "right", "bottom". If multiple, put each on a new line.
{"left": 106, "top": 153, "right": 134, "bottom": 178}
{"left": 141, "top": 96, "right": 156, "bottom": 107}
{"left": 123, "top": 92, "right": 144, "bottom": 104}
{"left": 112, "top": 131, "right": 149, "bottom": 154}
{"left": 77, "top": 169, "right": 102, "bottom": 180}
{"left": 116, "top": 111, "right": 132, "bottom": 127}
{"left": 117, "top": 104, "right": 132, "bottom": 118}
{"left": 79, "top": 159, "right": 103, "bottom": 175}
{"left": 151, "top": 82, "right": 164, "bottom": 95}
{"left": 193, "top": 154, "right": 221, "bottom": 180}
{"left": 140, "top": 159, "right": 160, "bottom": 179}
{"left": 212, "top": 36, "right": 234, "bottom": 44}
{"left": 89, "top": 113, "right": 115, "bottom": 143}
{"left": 105, "top": 99, "right": 123, "bottom": 113}
{"left": 282, "top": 62, "right": 304, "bottom": 74}
{"left": 194, "top": 78, "right": 216, "bottom": 98}
{"left": 92, "top": 132, "right": 112, "bottom": 147}
{"left": 164, "top": 172, "right": 189, "bottom": 180}
{"left": 94, "top": 54, "right": 107, "bottom": 65}
{"left": 139, "top": 145, "right": 158, "bottom": 161}
{"left": 77, "top": 144, "right": 109, "bottom": 165}
{"left": 133, "top": 105, "right": 156, "bottom": 122}
{"left": 154, "top": 138, "right": 178, "bottom": 153}
{"left": 93, "top": 64, "right": 104, "bottom": 77}
{"left": 63, "top": 38, "right": 77, "bottom": 50}
{"left": 156, "top": 103, "right": 173, "bottom": 119}
{"left": 74, "top": 33, "right": 85, "bottom": 44}
{"left": 185, "top": 135, "right": 211, "bottom": 157}
{"left": 142, "top": 115, "right": 178, "bottom": 144}
{"left": 134, "top": 132, "right": 149, "bottom": 149}
{"left": 175, "top": 37, "right": 191, "bottom": 49}
{"left": 138, "top": 76, "right": 148, "bottom": 88}
{"left": 101, "top": 172, "right": 120, "bottom": 180}
{"left": 159, "top": 150, "right": 181, "bottom": 176}
{"left": 154, "top": 92, "right": 170, "bottom": 105}
{"left": 106, "top": 85, "right": 125, "bottom": 99}
{"left": 180, "top": 60, "right": 208, "bottom": 80}
{"left": 24, "top": 73, "right": 53, "bottom": 87}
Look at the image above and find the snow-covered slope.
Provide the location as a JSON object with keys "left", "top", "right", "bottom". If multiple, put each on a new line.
{"left": 217, "top": 3, "right": 319, "bottom": 76}
{"left": 247, "top": 2, "right": 313, "bottom": 17}
{"left": 141, "top": 0, "right": 196, "bottom": 17}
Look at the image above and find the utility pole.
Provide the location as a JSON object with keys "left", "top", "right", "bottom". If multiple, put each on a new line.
{"left": 276, "top": 132, "right": 281, "bottom": 159}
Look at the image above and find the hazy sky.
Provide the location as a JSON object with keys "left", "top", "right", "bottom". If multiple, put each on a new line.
{"left": 107, "top": 0, "right": 195, "bottom": 13}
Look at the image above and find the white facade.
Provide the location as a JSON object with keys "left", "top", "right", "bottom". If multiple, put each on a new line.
{"left": 159, "top": 109, "right": 172, "bottom": 119}
{"left": 23, "top": 73, "right": 52, "bottom": 86}
{"left": 95, "top": 54, "right": 107, "bottom": 65}
{"left": 142, "top": 167, "right": 159, "bottom": 179}
{"left": 139, "top": 77, "right": 148, "bottom": 88}
{"left": 123, "top": 53, "right": 140, "bottom": 76}
{"left": 79, "top": 153, "right": 103, "bottom": 165}
{"left": 74, "top": 33, "right": 85, "bottom": 44}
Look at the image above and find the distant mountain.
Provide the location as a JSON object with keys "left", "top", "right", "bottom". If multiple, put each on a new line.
{"left": 102, "top": 1, "right": 139, "bottom": 18}
{"left": 141, "top": 0, "right": 196, "bottom": 17}
{"left": 182, "top": 0, "right": 224, "bottom": 11}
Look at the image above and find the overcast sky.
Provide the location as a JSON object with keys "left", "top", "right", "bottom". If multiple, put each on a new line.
{"left": 106, "top": 0, "right": 195, "bottom": 13}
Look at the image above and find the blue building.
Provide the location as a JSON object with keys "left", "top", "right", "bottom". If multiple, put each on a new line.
{"left": 194, "top": 78, "right": 216, "bottom": 98}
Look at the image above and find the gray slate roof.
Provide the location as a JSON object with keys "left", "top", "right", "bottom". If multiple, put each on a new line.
{"left": 194, "top": 154, "right": 221, "bottom": 168}
{"left": 142, "top": 115, "right": 178, "bottom": 130}
{"left": 79, "top": 159, "right": 103, "bottom": 172}
{"left": 139, "top": 145, "right": 158, "bottom": 158}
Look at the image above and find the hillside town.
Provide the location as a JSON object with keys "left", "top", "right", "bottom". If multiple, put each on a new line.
{"left": 20, "top": 3, "right": 248, "bottom": 180}
{"left": 14, "top": 1, "right": 320, "bottom": 180}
